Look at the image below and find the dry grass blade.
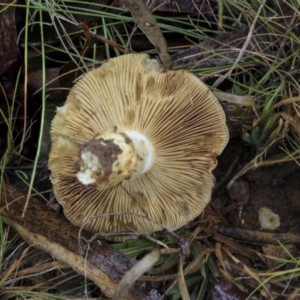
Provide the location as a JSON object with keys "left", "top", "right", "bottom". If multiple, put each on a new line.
{"left": 212, "top": 0, "right": 266, "bottom": 87}
{"left": 215, "top": 243, "right": 247, "bottom": 292}
{"left": 14, "top": 261, "right": 66, "bottom": 277}
{"left": 223, "top": 246, "right": 273, "bottom": 298}
{"left": 0, "top": 247, "right": 30, "bottom": 287}
{"left": 178, "top": 255, "right": 190, "bottom": 300}
{"left": 213, "top": 91, "right": 254, "bottom": 106}
{"left": 159, "top": 248, "right": 212, "bottom": 299}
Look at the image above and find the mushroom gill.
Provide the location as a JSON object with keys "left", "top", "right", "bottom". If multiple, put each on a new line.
{"left": 48, "top": 53, "right": 229, "bottom": 239}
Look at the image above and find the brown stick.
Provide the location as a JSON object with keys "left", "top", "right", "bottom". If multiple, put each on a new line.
{"left": 216, "top": 225, "right": 300, "bottom": 245}
{"left": 1, "top": 183, "right": 160, "bottom": 300}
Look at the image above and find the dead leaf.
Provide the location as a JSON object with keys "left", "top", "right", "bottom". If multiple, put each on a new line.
{"left": 121, "top": 0, "right": 170, "bottom": 71}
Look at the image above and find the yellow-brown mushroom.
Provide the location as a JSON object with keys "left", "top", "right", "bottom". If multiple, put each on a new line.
{"left": 48, "top": 53, "right": 229, "bottom": 239}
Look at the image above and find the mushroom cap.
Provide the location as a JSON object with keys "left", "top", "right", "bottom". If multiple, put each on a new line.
{"left": 48, "top": 53, "right": 229, "bottom": 238}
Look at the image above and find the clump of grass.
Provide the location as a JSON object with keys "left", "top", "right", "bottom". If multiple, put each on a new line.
{"left": 225, "top": 0, "right": 300, "bottom": 158}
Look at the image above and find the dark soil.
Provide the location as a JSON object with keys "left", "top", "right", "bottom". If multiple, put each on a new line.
{"left": 214, "top": 143, "right": 300, "bottom": 234}
{"left": 228, "top": 167, "right": 300, "bottom": 233}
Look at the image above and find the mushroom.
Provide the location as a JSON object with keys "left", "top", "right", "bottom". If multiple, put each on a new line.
{"left": 48, "top": 53, "right": 228, "bottom": 239}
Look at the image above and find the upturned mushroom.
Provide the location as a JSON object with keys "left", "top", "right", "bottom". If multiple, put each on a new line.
{"left": 48, "top": 53, "right": 228, "bottom": 238}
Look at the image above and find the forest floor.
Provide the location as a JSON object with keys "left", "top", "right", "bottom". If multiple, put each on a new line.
{"left": 1, "top": 0, "right": 300, "bottom": 299}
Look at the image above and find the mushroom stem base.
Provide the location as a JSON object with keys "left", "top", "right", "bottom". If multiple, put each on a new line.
{"left": 76, "top": 131, "right": 153, "bottom": 188}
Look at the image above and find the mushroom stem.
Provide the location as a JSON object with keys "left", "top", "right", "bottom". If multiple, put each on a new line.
{"left": 76, "top": 131, "right": 154, "bottom": 189}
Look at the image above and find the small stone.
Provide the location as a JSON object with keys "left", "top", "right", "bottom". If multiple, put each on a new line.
{"left": 258, "top": 207, "right": 280, "bottom": 230}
